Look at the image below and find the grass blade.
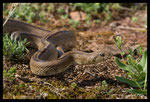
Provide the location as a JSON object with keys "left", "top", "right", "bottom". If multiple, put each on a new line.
{"left": 114, "top": 57, "right": 131, "bottom": 72}
{"left": 116, "top": 76, "right": 139, "bottom": 88}
{"left": 139, "top": 50, "right": 147, "bottom": 73}
{"left": 127, "top": 89, "right": 147, "bottom": 95}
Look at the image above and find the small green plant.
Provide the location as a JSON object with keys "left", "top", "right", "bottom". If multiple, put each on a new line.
{"left": 71, "top": 82, "right": 77, "bottom": 89}
{"left": 69, "top": 20, "right": 79, "bottom": 28}
{"left": 3, "top": 34, "right": 28, "bottom": 61}
{"left": 113, "top": 36, "right": 147, "bottom": 95}
{"left": 101, "top": 80, "right": 108, "bottom": 90}
{"left": 71, "top": 3, "right": 100, "bottom": 15}
{"left": 113, "top": 36, "right": 125, "bottom": 58}
{"left": 132, "top": 17, "right": 138, "bottom": 23}
{"left": 3, "top": 67, "right": 17, "bottom": 82}
{"left": 57, "top": 7, "right": 65, "bottom": 14}
{"left": 115, "top": 50, "right": 147, "bottom": 95}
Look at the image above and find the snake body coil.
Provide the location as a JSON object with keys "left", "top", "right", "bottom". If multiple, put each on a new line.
{"left": 3, "top": 18, "right": 111, "bottom": 76}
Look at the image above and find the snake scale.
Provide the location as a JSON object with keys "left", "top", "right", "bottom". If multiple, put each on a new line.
{"left": 3, "top": 18, "right": 112, "bottom": 76}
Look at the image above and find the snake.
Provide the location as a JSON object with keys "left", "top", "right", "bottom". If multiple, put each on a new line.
{"left": 3, "top": 18, "right": 112, "bottom": 76}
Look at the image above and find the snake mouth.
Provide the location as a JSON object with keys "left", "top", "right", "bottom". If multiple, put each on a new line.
{"left": 83, "top": 50, "right": 94, "bottom": 53}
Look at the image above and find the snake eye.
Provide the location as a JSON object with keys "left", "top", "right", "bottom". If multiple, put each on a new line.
{"left": 100, "top": 53, "right": 105, "bottom": 57}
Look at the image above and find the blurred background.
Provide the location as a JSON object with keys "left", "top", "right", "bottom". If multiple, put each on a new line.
{"left": 3, "top": 3, "right": 147, "bottom": 29}
{"left": 3, "top": 3, "right": 147, "bottom": 49}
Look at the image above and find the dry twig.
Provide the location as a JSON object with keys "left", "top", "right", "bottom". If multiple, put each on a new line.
{"left": 116, "top": 26, "right": 147, "bottom": 32}
{"left": 3, "top": 3, "right": 19, "bottom": 26}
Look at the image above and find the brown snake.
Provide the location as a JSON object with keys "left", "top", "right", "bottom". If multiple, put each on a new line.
{"left": 3, "top": 18, "right": 112, "bottom": 76}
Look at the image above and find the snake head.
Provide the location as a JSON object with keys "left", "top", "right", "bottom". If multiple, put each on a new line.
{"left": 92, "top": 52, "right": 112, "bottom": 63}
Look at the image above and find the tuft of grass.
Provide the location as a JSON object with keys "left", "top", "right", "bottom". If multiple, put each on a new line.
{"left": 3, "top": 67, "right": 17, "bottom": 82}
{"left": 3, "top": 33, "right": 28, "bottom": 61}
